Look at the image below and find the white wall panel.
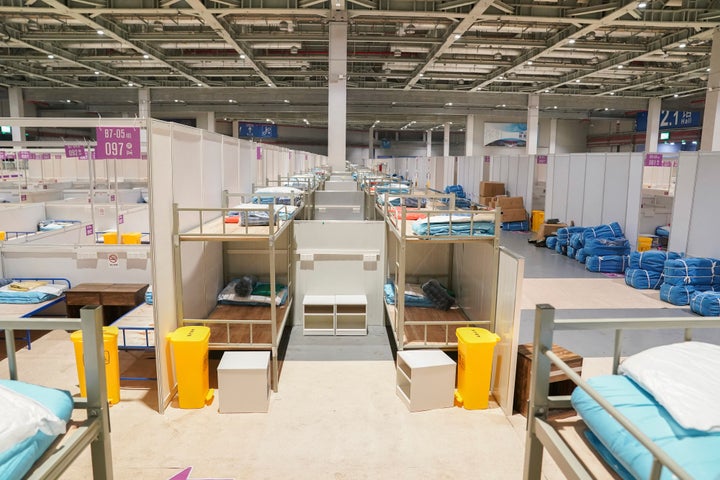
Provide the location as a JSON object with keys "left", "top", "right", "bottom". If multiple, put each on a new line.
{"left": 581, "top": 155, "right": 605, "bottom": 226}
{"left": 201, "top": 131, "right": 223, "bottom": 208}
{"left": 550, "top": 155, "right": 570, "bottom": 222}
{"left": 565, "top": 154, "right": 586, "bottom": 225}
{"left": 601, "top": 154, "right": 630, "bottom": 226}
{"left": 685, "top": 152, "right": 720, "bottom": 257}
{"left": 623, "top": 153, "right": 645, "bottom": 247}
{"left": 668, "top": 152, "right": 699, "bottom": 254}
{"left": 222, "top": 137, "right": 241, "bottom": 193}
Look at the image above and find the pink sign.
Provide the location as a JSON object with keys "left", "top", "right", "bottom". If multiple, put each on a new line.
{"left": 5, "top": 153, "right": 15, "bottom": 160}
{"left": 483, "top": 155, "right": 490, "bottom": 163}
{"left": 29, "top": 153, "right": 37, "bottom": 160}
{"left": 95, "top": 127, "right": 141, "bottom": 159}
{"left": 0, "top": 151, "right": 5, "bottom": 160}
{"left": 17, "top": 151, "right": 31, "bottom": 160}
{"left": 536, "top": 155, "right": 548, "bottom": 164}
{"left": 256, "top": 146, "right": 262, "bottom": 160}
{"left": 65, "top": 145, "right": 86, "bottom": 158}
{"left": 85, "top": 224, "right": 94, "bottom": 236}
{"left": 41, "top": 153, "right": 51, "bottom": 160}
{"left": 118, "top": 214, "right": 124, "bottom": 224}
{"left": 20, "top": 194, "right": 26, "bottom": 202}
{"left": 644, "top": 153, "right": 663, "bottom": 167}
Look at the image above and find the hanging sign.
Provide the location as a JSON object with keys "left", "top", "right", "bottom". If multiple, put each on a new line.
{"left": 644, "top": 153, "right": 664, "bottom": 166}
{"left": 239, "top": 123, "right": 277, "bottom": 138}
{"left": 40, "top": 153, "right": 51, "bottom": 160}
{"left": 256, "top": 146, "right": 262, "bottom": 160}
{"left": 536, "top": 155, "right": 548, "bottom": 164}
{"left": 85, "top": 224, "right": 94, "bottom": 236}
{"left": 17, "top": 151, "right": 31, "bottom": 160}
{"left": 0, "top": 151, "right": 5, "bottom": 160}
{"left": 5, "top": 153, "right": 14, "bottom": 160}
{"left": 65, "top": 145, "right": 86, "bottom": 158}
{"left": 118, "top": 214, "right": 124, "bottom": 224}
{"left": 95, "top": 126, "right": 141, "bottom": 159}
{"left": 636, "top": 111, "right": 701, "bottom": 132}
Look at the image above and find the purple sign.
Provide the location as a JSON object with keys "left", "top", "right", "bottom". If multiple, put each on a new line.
{"left": 5, "top": 153, "right": 15, "bottom": 160}
{"left": 20, "top": 194, "right": 26, "bottom": 202}
{"left": 54, "top": 154, "right": 62, "bottom": 159}
{"left": 95, "top": 126, "right": 141, "bottom": 159}
{"left": 110, "top": 194, "right": 116, "bottom": 202}
{"left": 483, "top": 155, "right": 490, "bottom": 163}
{"left": 536, "top": 155, "right": 548, "bottom": 164}
{"left": 0, "top": 151, "right": 5, "bottom": 160}
{"left": 65, "top": 145, "right": 86, "bottom": 158}
{"left": 644, "top": 153, "right": 663, "bottom": 167}
{"left": 85, "top": 224, "right": 94, "bottom": 236}
{"left": 17, "top": 151, "right": 31, "bottom": 160}
{"left": 256, "top": 146, "right": 262, "bottom": 160}
{"left": 78, "top": 152, "right": 88, "bottom": 160}
{"left": 29, "top": 153, "right": 37, "bottom": 160}
{"left": 41, "top": 153, "right": 51, "bottom": 160}
{"left": 118, "top": 214, "right": 124, "bottom": 224}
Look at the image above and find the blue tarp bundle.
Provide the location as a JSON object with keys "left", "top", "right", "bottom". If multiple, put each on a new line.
{"left": 583, "top": 222, "right": 624, "bottom": 243}
{"left": 443, "top": 184, "right": 466, "bottom": 198}
{"left": 546, "top": 236, "right": 558, "bottom": 250}
{"left": 570, "top": 232, "right": 584, "bottom": 249}
{"left": 629, "top": 251, "right": 683, "bottom": 272}
{"left": 690, "top": 291, "right": 720, "bottom": 316}
{"left": 575, "top": 248, "right": 588, "bottom": 264}
{"left": 567, "top": 246, "right": 576, "bottom": 258}
{"left": 583, "top": 237, "right": 631, "bottom": 257}
{"left": 556, "top": 228, "right": 569, "bottom": 246}
{"left": 659, "top": 283, "right": 703, "bottom": 306}
{"left": 586, "top": 255, "right": 629, "bottom": 273}
{"left": 625, "top": 268, "right": 663, "bottom": 289}
{"left": 502, "top": 220, "right": 529, "bottom": 231}
{"left": 555, "top": 243, "right": 563, "bottom": 254}
{"left": 663, "top": 258, "right": 714, "bottom": 286}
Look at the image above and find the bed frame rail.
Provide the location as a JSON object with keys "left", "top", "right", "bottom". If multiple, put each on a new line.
{"left": 523, "top": 304, "right": 720, "bottom": 480}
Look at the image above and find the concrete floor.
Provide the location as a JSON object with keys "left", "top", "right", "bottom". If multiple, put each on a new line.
{"left": 2, "top": 230, "right": 708, "bottom": 480}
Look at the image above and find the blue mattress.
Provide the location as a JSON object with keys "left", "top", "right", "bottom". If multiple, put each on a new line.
{"left": 383, "top": 283, "right": 435, "bottom": 308}
{"left": 0, "top": 380, "right": 73, "bottom": 480}
{"left": 411, "top": 217, "right": 494, "bottom": 237}
{"left": 572, "top": 375, "right": 720, "bottom": 480}
{"left": 655, "top": 226, "right": 670, "bottom": 238}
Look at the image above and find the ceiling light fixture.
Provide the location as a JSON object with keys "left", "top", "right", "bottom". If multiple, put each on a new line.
{"left": 568, "top": 38, "right": 575, "bottom": 44}
{"left": 94, "top": 71, "right": 100, "bottom": 75}
{"left": 27, "top": 19, "right": 40, "bottom": 31}
{"left": 575, "top": 79, "right": 580, "bottom": 83}
{"left": 678, "top": 43, "right": 687, "bottom": 48}
{"left": 454, "top": 33, "right": 461, "bottom": 40}
{"left": 617, "top": 64, "right": 624, "bottom": 69}
{"left": 152, "top": 21, "right": 163, "bottom": 32}
{"left": 405, "top": 24, "right": 416, "bottom": 35}
{"left": 527, "top": 60, "right": 533, "bottom": 65}
{"left": 394, "top": 49, "right": 402, "bottom": 57}
{"left": 97, "top": 30, "right": 104, "bottom": 35}
{"left": 589, "top": 56, "right": 599, "bottom": 65}
{"left": 47, "top": 54, "right": 54, "bottom": 59}
{"left": 143, "top": 54, "right": 149, "bottom": 59}
{"left": 284, "top": 99, "right": 290, "bottom": 103}
{"left": 278, "top": 20, "right": 289, "bottom": 32}
{"left": 674, "top": 93, "right": 679, "bottom": 97}
{"left": 128, "top": 82, "right": 134, "bottom": 86}
{"left": 609, "top": 92, "right": 615, "bottom": 95}
{"left": 239, "top": 53, "right": 246, "bottom": 59}
{"left": 494, "top": 52, "right": 502, "bottom": 61}
{"left": 290, "top": 45, "right": 298, "bottom": 55}
{"left": 637, "top": 1, "right": 647, "bottom": 7}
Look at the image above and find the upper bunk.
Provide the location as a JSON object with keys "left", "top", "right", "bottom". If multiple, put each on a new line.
{"left": 174, "top": 190, "right": 303, "bottom": 242}
{"left": 380, "top": 192, "right": 500, "bottom": 244}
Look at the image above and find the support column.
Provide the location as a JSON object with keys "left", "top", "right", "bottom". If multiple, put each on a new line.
{"left": 197, "top": 112, "right": 215, "bottom": 132}
{"left": 465, "top": 114, "right": 474, "bottom": 156}
{"left": 548, "top": 118, "right": 557, "bottom": 154}
{"left": 232, "top": 120, "right": 239, "bottom": 139}
{"left": 426, "top": 130, "right": 432, "bottom": 157}
{"left": 526, "top": 94, "right": 540, "bottom": 155}
{"left": 645, "top": 97, "right": 661, "bottom": 152}
{"left": 443, "top": 123, "right": 450, "bottom": 157}
{"left": 138, "top": 88, "right": 151, "bottom": 119}
{"left": 701, "top": 29, "right": 720, "bottom": 152}
{"left": 368, "top": 126, "right": 374, "bottom": 160}
{"left": 327, "top": 18, "right": 348, "bottom": 171}
{"left": 8, "top": 87, "right": 25, "bottom": 143}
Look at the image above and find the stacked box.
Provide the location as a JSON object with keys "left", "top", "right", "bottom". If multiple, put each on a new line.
{"left": 479, "top": 181, "right": 505, "bottom": 197}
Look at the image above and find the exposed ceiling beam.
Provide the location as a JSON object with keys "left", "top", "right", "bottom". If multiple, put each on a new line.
{"left": 0, "top": 62, "right": 81, "bottom": 87}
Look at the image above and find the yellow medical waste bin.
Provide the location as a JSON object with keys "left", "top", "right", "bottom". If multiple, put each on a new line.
{"left": 531, "top": 210, "right": 545, "bottom": 233}
{"left": 0, "top": 231, "right": 6, "bottom": 241}
{"left": 455, "top": 327, "right": 500, "bottom": 410}
{"left": 70, "top": 326, "right": 121, "bottom": 405}
{"left": 103, "top": 232, "right": 118, "bottom": 244}
{"left": 637, "top": 236, "right": 652, "bottom": 252}
{"left": 121, "top": 232, "right": 142, "bottom": 244}
{"left": 168, "top": 326, "right": 214, "bottom": 409}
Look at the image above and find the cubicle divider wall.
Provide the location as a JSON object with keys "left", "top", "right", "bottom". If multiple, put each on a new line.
{"left": 669, "top": 152, "right": 720, "bottom": 257}
{"left": 544, "top": 153, "right": 643, "bottom": 247}
{"left": 489, "top": 155, "right": 535, "bottom": 210}
{"left": 456, "top": 156, "right": 486, "bottom": 201}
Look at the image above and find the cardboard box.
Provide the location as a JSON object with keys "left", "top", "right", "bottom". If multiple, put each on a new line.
{"left": 480, "top": 181, "right": 505, "bottom": 197}
{"left": 479, "top": 196, "right": 493, "bottom": 206}
{"left": 501, "top": 208, "right": 527, "bottom": 223}
{"left": 496, "top": 196, "right": 524, "bottom": 209}
{"left": 533, "top": 222, "right": 567, "bottom": 242}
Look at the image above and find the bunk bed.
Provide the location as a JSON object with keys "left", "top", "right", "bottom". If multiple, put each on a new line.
{"left": 0, "top": 305, "right": 113, "bottom": 479}
{"left": 173, "top": 200, "right": 297, "bottom": 391}
{"left": 523, "top": 304, "right": 720, "bottom": 480}
{"left": 382, "top": 194, "right": 500, "bottom": 350}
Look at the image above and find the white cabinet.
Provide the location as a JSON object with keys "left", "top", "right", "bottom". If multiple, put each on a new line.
{"left": 335, "top": 294, "right": 367, "bottom": 336}
{"left": 303, "top": 294, "right": 367, "bottom": 336}
{"left": 396, "top": 350, "right": 456, "bottom": 412}
{"left": 302, "top": 295, "right": 335, "bottom": 335}
{"left": 217, "top": 351, "right": 270, "bottom": 413}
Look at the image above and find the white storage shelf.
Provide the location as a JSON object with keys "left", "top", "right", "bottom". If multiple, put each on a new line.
{"left": 396, "top": 350, "right": 456, "bottom": 412}
{"left": 303, "top": 294, "right": 367, "bottom": 336}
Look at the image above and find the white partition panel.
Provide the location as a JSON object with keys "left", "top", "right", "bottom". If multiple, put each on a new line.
{"left": 581, "top": 154, "right": 605, "bottom": 226}
{"left": 565, "top": 154, "right": 586, "bottom": 225}
{"left": 240, "top": 141, "right": 256, "bottom": 193}
{"left": 668, "top": 152, "right": 700, "bottom": 254}
{"left": 221, "top": 137, "right": 241, "bottom": 193}
{"left": 0, "top": 203, "right": 45, "bottom": 232}
{"left": 683, "top": 152, "right": 720, "bottom": 257}
{"left": 549, "top": 155, "right": 570, "bottom": 222}
{"left": 623, "top": 153, "right": 644, "bottom": 247}
{"left": 453, "top": 241, "right": 498, "bottom": 325}
{"left": 601, "top": 154, "right": 630, "bottom": 225}
{"left": 493, "top": 247, "right": 524, "bottom": 417}
{"left": 201, "top": 131, "right": 223, "bottom": 208}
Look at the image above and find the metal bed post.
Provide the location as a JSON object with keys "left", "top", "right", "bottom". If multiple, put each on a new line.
{"left": 523, "top": 304, "right": 556, "bottom": 480}
{"left": 4, "top": 326, "right": 18, "bottom": 379}
{"left": 80, "top": 305, "right": 114, "bottom": 480}
{"left": 397, "top": 207, "right": 407, "bottom": 350}
{"left": 172, "top": 203, "right": 185, "bottom": 327}
{"left": 269, "top": 222, "right": 279, "bottom": 392}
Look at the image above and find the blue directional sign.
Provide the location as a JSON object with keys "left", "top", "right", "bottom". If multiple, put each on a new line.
{"left": 636, "top": 110, "right": 701, "bottom": 132}
{"left": 239, "top": 123, "right": 278, "bottom": 138}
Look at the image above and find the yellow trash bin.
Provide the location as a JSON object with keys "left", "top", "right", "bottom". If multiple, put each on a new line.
{"left": 121, "top": 232, "right": 142, "bottom": 244}
{"left": 168, "top": 326, "right": 214, "bottom": 409}
{"left": 70, "top": 326, "right": 121, "bottom": 405}
{"left": 531, "top": 210, "right": 545, "bottom": 233}
{"left": 637, "top": 236, "right": 652, "bottom": 252}
{"left": 455, "top": 327, "right": 500, "bottom": 410}
{"left": 103, "top": 232, "right": 118, "bottom": 244}
{"left": 0, "top": 231, "right": 6, "bottom": 241}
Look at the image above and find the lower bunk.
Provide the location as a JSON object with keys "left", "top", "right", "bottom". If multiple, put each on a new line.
{"left": 0, "top": 306, "right": 113, "bottom": 479}
{"left": 524, "top": 304, "right": 720, "bottom": 480}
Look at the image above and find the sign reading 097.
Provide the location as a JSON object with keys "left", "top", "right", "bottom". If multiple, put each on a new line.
{"left": 95, "top": 127, "right": 141, "bottom": 159}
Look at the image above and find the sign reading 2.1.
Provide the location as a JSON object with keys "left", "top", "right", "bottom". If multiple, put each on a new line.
{"left": 95, "top": 127, "right": 141, "bottom": 159}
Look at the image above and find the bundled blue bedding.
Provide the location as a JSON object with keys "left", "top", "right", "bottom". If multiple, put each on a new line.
{"left": 569, "top": 232, "right": 584, "bottom": 249}
{"left": 411, "top": 215, "right": 494, "bottom": 237}
{"left": 502, "top": 220, "right": 528, "bottom": 231}
{"left": 655, "top": 225, "right": 671, "bottom": 238}
{"left": 556, "top": 226, "right": 585, "bottom": 247}
{"left": 575, "top": 248, "right": 588, "bottom": 264}
{"left": 567, "top": 246, "right": 576, "bottom": 258}
{"left": 625, "top": 268, "right": 663, "bottom": 290}
{"left": 583, "top": 237, "right": 631, "bottom": 257}
{"left": 663, "top": 258, "right": 714, "bottom": 286}
{"left": 586, "top": 255, "right": 629, "bottom": 273}
{"left": 659, "top": 283, "right": 708, "bottom": 306}
{"left": 583, "top": 222, "right": 624, "bottom": 242}
{"left": 546, "top": 236, "right": 558, "bottom": 250}
{"left": 383, "top": 282, "right": 453, "bottom": 308}
{"left": 145, "top": 286, "right": 153, "bottom": 304}
{"left": 690, "top": 291, "right": 720, "bottom": 316}
{"left": 629, "top": 251, "right": 683, "bottom": 272}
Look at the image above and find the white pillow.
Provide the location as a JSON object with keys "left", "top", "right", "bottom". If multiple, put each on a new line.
{"left": 0, "top": 385, "right": 66, "bottom": 454}
{"left": 618, "top": 341, "right": 720, "bottom": 432}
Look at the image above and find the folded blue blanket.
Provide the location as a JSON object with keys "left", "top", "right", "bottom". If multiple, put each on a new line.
{"left": 625, "top": 268, "right": 663, "bottom": 290}
{"left": 586, "top": 255, "right": 629, "bottom": 273}
{"left": 583, "top": 237, "right": 631, "bottom": 257}
{"left": 690, "top": 291, "right": 720, "bottom": 316}
{"left": 583, "top": 222, "right": 623, "bottom": 242}
{"left": 629, "top": 251, "right": 683, "bottom": 272}
{"left": 663, "top": 258, "right": 714, "bottom": 286}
